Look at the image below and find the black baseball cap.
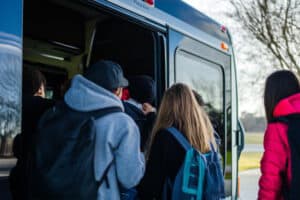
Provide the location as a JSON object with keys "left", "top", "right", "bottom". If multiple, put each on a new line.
{"left": 84, "top": 60, "right": 129, "bottom": 91}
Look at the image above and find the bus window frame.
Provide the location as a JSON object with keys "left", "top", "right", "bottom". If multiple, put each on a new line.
{"left": 174, "top": 48, "right": 226, "bottom": 111}
{"left": 174, "top": 47, "right": 227, "bottom": 165}
{"left": 168, "top": 27, "right": 234, "bottom": 197}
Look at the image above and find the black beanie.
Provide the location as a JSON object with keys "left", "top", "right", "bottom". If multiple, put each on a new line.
{"left": 128, "top": 75, "right": 156, "bottom": 104}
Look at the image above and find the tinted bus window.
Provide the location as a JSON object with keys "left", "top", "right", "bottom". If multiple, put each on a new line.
{"left": 175, "top": 50, "right": 224, "bottom": 126}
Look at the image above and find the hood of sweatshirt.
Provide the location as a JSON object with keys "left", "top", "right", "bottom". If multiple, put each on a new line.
{"left": 273, "top": 93, "right": 300, "bottom": 117}
{"left": 64, "top": 75, "right": 124, "bottom": 112}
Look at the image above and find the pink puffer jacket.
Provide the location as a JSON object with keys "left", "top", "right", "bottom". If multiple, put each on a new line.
{"left": 258, "top": 93, "right": 300, "bottom": 200}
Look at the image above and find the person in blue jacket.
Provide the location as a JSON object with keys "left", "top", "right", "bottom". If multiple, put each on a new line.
{"left": 64, "top": 60, "right": 145, "bottom": 200}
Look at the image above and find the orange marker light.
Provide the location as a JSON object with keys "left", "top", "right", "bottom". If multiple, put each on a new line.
{"left": 221, "top": 42, "right": 229, "bottom": 51}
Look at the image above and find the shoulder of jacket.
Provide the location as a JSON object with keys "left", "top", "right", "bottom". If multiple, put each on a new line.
{"left": 153, "top": 129, "right": 176, "bottom": 144}
{"left": 265, "top": 122, "right": 288, "bottom": 142}
{"left": 97, "top": 111, "right": 138, "bottom": 129}
{"left": 96, "top": 111, "right": 130, "bottom": 120}
{"left": 267, "top": 121, "right": 288, "bottom": 132}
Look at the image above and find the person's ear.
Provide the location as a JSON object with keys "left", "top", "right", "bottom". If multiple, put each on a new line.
{"left": 34, "top": 84, "right": 45, "bottom": 98}
{"left": 114, "top": 88, "right": 123, "bottom": 99}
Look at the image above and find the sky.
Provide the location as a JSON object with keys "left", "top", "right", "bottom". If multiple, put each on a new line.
{"left": 182, "top": 0, "right": 268, "bottom": 116}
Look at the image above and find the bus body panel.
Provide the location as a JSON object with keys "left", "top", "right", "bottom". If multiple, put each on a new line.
{"left": 0, "top": 0, "right": 22, "bottom": 199}
{"left": 95, "top": 0, "right": 232, "bottom": 53}
{"left": 0, "top": 0, "right": 22, "bottom": 156}
{"left": 168, "top": 28, "right": 236, "bottom": 198}
{"left": 230, "top": 38, "right": 239, "bottom": 199}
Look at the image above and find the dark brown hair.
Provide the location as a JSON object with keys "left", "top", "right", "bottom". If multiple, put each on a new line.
{"left": 264, "top": 70, "right": 300, "bottom": 122}
{"left": 23, "top": 68, "right": 47, "bottom": 95}
{"left": 193, "top": 90, "right": 205, "bottom": 106}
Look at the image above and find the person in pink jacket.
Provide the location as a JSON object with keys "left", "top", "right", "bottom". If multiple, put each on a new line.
{"left": 258, "top": 70, "right": 300, "bottom": 200}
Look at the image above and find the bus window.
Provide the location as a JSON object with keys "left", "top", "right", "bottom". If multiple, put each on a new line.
{"left": 175, "top": 50, "right": 225, "bottom": 139}
{"left": 174, "top": 48, "right": 233, "bottom": 196}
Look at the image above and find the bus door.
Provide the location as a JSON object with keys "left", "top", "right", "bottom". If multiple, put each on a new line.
{"left": 0, "top": 0, "right": 22, "bottom": 199}
{"left": 168, "top": 28, "right": 236, "bottom": 198}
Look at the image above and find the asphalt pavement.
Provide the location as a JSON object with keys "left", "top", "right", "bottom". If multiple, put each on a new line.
{"left": 243, "top": 144, "right": 264, "bottom": 153}
{"left": 239, "top": 140, "right": 262, "bottom": 199}
{"left": 239, "top": 169, "right": 260, "bottom": 200}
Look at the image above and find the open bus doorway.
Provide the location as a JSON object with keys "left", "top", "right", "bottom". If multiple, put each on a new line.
{"left": 23, "top": 0, "right": 161, "bottom": 103}
{"left": 0, "top": 0, "right": 164, "bottom": 199}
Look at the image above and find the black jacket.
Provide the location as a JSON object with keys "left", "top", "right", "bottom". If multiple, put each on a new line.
{"left": 137, "top": 129, "right": 186, "bottom": 200}
{"left": 10, "top": 95, "right": 54, "bottom": 200}
{"left": 14, "top": 96, "right": 54, "bottom": 158}
{"left": 123, "top": 102, "right": 155, "bottom": 151}
{"left": 137, "top": 128, "right": 222, "bottom": 200}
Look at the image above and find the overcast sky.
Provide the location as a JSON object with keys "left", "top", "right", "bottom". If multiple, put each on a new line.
{"left": 182, "top": 0, "right": 269, "bottom": 116}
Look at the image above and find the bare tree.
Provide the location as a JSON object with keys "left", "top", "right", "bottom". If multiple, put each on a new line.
{"left": 230, "top": 0, "right": 300, "bottom": 75}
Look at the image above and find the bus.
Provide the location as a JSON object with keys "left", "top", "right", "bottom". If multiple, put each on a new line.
{"left": 0, "top": 0, "right": 244, "bottom": 199}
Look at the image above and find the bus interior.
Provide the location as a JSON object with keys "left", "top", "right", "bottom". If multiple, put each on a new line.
{"left": 23, "top": 0, "right": 160, "bottom": 102}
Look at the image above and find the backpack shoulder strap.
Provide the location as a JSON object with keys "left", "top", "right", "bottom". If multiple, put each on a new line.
{"left": 284, "top": 114, "right": 300, "bottom": 121}
{"left": 209, "top": 142, "right": 217, "bottom": 153}
{"left": 274, "top": 113, "right": 300, "bottom": 199}
{"left": 271, "top": 114, "right": 300, "bottom": 125}
{"left": 61, "top": 99, "right": 122, "bottom": 120}
{"left": 270, "top": 116, "right": 289, "bottom": 124}
{"left": 166, "top": 127, "right": 192, "bottom": 151}
{"left": 91, "top": 106, "right": 123, "bottom": 119}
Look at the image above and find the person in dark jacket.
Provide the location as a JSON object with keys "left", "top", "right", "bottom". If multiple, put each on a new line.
{"left": 123, "top": 75, "right": 156, "bottom": 151}
{"left": 10, "top": 68, "right": 55, "bottom": 200}
{"left": 258, "top": 70, "right": 300, "bottom": 200}
{"left": 138, "top": 83, "right": 217, "bottom": 199}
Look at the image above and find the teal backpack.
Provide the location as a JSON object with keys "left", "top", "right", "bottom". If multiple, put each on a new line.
{"left": 163, "top": 127, "right": 225, "bottom": 200}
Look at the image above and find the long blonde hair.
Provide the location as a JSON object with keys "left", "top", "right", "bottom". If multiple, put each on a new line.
{"left": 150, "top": 83, "right": 216, "bottom": 153}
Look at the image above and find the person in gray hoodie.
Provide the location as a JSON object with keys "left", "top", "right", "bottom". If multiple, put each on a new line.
{"left": 64, "top": 60, "right": 145, "bottom": 200}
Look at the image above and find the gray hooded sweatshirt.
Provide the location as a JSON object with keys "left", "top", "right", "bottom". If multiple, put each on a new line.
{"left": 64, "top": 75, "right": 145, "bottom": 200}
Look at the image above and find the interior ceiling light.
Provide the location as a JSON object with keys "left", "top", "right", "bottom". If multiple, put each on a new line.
{"left": 40, "top": 53, "right": 65, "bottom": 61}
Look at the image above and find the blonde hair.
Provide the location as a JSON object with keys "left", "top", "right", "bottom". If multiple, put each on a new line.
{"left": 149, "top": 83, "right": 216, "bottom": 154}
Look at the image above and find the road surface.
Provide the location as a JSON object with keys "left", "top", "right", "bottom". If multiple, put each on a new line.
{"left": 239, "top": 169, "right": 260, "bottom": 200}
{"left": 243, "top": 144, "right": 263, "bottom": 152}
